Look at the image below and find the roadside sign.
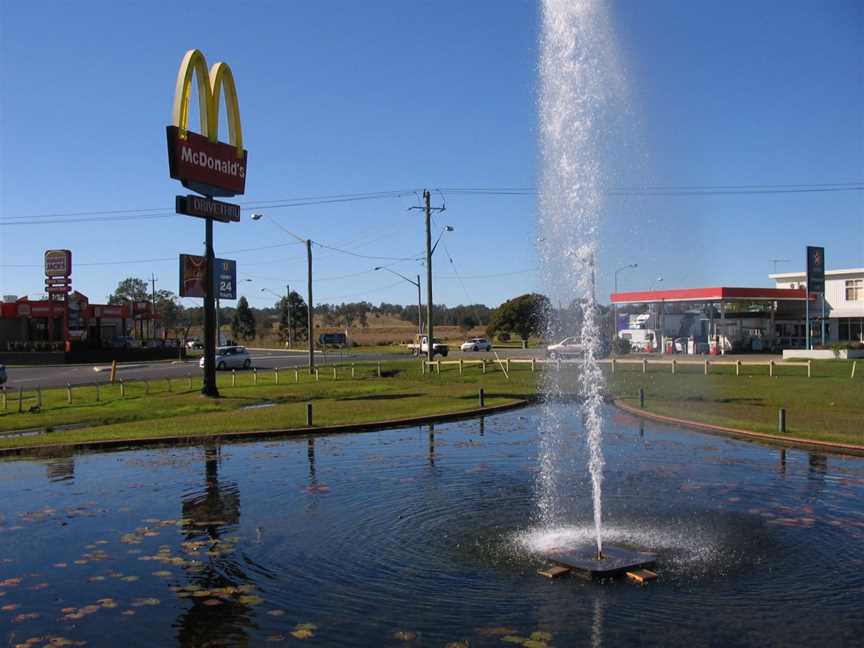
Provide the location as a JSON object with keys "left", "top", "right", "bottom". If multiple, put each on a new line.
{"left": 176, "top": 195, "right": 241, "bottom": 223}
{"left": 319, "top": 333, "right": 347, "bottom": 346}
{"left": 179, "top": 254, "right": 237, "bottom": 299}
{"left": 44, "top": 250, "right": 72, "bottom": 277}
{"left": 46, "top": 285, "right": 72, "bottom": 294}
{"left": 806, "top": 246, "right": 825, "bottom": 293}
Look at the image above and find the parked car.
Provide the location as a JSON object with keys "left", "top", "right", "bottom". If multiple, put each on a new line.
{"left": 460, "top": 337, "right": 492, "bottom": 352}
{"left": 186, "top": 339, "right": 204, "bottom": 350}
{"left": 546, "top": 337, "right": 584, "bottom": 359}
{"left": 408, "top": 335, "right": 449, "bottom": 358}
{"left": 0, "top": 364, "right": 6, "bottom": 385}
{"left": 199, "top": 346, "right": 252, "bottom": 370}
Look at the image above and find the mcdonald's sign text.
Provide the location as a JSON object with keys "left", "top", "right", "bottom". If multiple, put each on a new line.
{"left": 167, "top": 127, "right": 247, "bottom": 197}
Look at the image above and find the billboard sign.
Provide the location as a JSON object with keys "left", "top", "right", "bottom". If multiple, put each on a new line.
{"left": 806, "top": 246, "right": 825, "bottom": 293}
{"left": 176, "top": 195, "right": 241, "bottom": 222}
{"left": 44, "top": 250, "right": 72, "bottom": 277}
{"left": 319, "top": 332, "right": 347, "bottom": 346}
{"left": 179, "top": 254, "right": 237, "bottom": 299}
{"left": 167, "top": 49, "right": 247, "bottom": 197}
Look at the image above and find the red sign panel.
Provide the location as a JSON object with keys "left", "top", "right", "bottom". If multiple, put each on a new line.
{"left": 45, "top": 250, "right": 72, "bottom": 277}
{"left": 166, "top": 126, "right": 248, "bottom": 197}
{"left": 179, "top": 254, "right": 208, "bottom": 297}
{"left": 46, "top": 285, "right": 72, "bottom": 294}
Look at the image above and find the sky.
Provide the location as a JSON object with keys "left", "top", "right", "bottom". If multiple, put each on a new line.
{"left": 1, "top": 0, "right": 862, "bottom": 310}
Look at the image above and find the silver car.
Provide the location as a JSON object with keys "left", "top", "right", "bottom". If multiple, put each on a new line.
{"left": 199, "top": 346, "right": 252, "bottom": 370}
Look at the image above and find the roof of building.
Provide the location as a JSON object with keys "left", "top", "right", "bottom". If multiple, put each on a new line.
{"left": 610, "top": 286, "right": 810, "bottom": 305}
{"left": 769, "top": 267, "right": 864, "bottom": 280}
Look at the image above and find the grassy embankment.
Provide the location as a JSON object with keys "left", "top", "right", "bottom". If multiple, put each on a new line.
{"left": 0, "top": 360, "right": 538, "bottom": 451}
{"left": 607, "top": 358, "right": 863, "bottom": 446}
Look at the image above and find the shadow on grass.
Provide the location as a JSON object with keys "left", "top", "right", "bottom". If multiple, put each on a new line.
{"left": 338, "top": 392, "right": 424, "bottom": 402}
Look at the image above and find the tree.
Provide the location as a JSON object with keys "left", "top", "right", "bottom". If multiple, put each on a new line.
{"left": 459, "top": 313, "right": 478, "bottom": 332}
{"left": 486, "top": 293, "right": 551, "bottom": 343}
{"left": 153, "top": 289, "right": 182, "bottom": 332}
{"left": 108, "top": 277, "right": 149, "bottom": 305}
{"left": 231, "top": 297, "right": 257, "bottom": 341}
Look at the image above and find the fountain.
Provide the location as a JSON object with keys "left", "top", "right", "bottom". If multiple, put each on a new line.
{"left": 535, "top": 0, "right": 654, "bottom": 578}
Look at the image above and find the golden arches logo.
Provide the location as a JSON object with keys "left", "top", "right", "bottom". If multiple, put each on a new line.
{"left": 171, "top": 49, "right": 243, "bottom": 159}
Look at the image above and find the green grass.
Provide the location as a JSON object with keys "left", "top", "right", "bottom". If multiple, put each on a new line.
{"left": 0, "top": 360, "right": 538, "bottom": 450}
{"left": 605, "top": 359, "right": 863, "bottom": 445}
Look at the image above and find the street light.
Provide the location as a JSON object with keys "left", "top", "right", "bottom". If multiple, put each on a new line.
{"left": 374, "top": 267, "right": 422, "bottom": 335}
{"left": 251, "top": 213, "right": 314, "bottom": 372}
{"left": 613, "top": 263, "right": 638, "bottom": 341}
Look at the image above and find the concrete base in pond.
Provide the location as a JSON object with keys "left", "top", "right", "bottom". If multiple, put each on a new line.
{"left": 544, "top": 544, "right": 656, "bottom": 580}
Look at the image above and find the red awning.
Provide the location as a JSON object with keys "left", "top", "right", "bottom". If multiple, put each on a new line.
{"left": 610, "top": 287, "right": 810, "bottom": 305}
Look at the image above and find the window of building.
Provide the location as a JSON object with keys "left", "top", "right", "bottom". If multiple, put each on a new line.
{"left": 839, "top": 318, "right": 864, "bottom": 341}
{"left": 845, "top": 279, "right": 863, "bottom": 301}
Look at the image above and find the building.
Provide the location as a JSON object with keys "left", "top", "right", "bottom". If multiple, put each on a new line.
{"left": 769, "top": 268, "right": 864, "bottom": 343}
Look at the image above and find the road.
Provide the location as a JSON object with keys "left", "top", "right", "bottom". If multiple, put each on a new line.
{"left": 2, "top": 347, "right": 543, "bottom": 390}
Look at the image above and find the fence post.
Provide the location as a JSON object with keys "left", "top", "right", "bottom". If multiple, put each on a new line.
{"left": 18, "top": 386, "right": 24, "bottom": 412}
{"left": 778, "top": 408, "right": 786, "bottom": 433}
{"left": 252, "top": 368, "right": 258, "bottom": 386}
{"left": 506, "top": 358, "right": 511, "bottom": 373}
{"left": 639, "top": 387, "right": 645, "bottom": 408}
{"left": 704, "top": 360, "right": 709, "bottom": 376}
{"left": 306, "top": 402, "right": 313, "bottom": 426}
{"left": 807, "top": 360, "right": 811, "bottom": 378}
{"left": 295, "top": 370, "right": 300, "bottom": 383}
{"left": 436, "top": 360, "right": 441, "bottom": 375}
{"left": 96, "top": 382, "right": 101, "bottom": 402}
{"left": 119, "top": 380, "right": 125, "bottom": 399}
{"left": 642, "top": 359, "right": 648, "bottom": 374}
{"left": 459, "top": 359, "right": 463, "bottom": 376}
{"left": 232, "top": 369, "right": 236, "bottom": 387}
{"left": 482, "top": 360, "right": 486, "bottom": 375}
{"left": 769, "top": 360, "right": 774, "bottom": 378}
{"left": 479, "top": 388, "right": 485, "bottom": 408}
{"left": 187, "top": 373, "right": 192, "bottom": 389}
{"left": 351, "top": 364, "right": 355, "bottom": 378}
{"left": 2, "top": 386, "right": 7, "bottom": 410}
{"left": 672, "top": 359, "right": 676, "bottom": 375}
{"left": 275, "top": 367, "right": 279, "bottom": 385}
{"left": 736, "top": 360, "right": 741, "bottom": 377}
{"left": 611, "top": 357, "right": 616, "bottom": 374}
{"left": 377, "top": 361, "right": 382, "bottom": 378}
{"left": 852, "top": 361, "right": 857, "bottom": 379}
{"left": 531, "top": 358, "right": 536, "bottom": 373}
{"left": 332, "top": 367, "right": 337, "bottom": 380}
{"left": 315, "top": 369, "right": 319, "bottom": 382}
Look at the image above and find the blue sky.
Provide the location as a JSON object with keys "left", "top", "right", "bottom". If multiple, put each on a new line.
{"left": 1, "top": 0, "right": 862, "bottom": 309}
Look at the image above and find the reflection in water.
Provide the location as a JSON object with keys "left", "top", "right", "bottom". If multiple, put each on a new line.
{"left": 46, "top": 456, "right": 75, "bottom": 483}
{"left": 479, "top": 416, "right": 485, "bottom": 437}
{"left": 175, "top": 443, "right": 252, "bottom": 647}
{"left": 779, "top": 449, "right": 787, "bottom": 476}
{"left": 428, "top": 424, "right": 436, "bottom": 467}
{"left": 308, "top": 438, "right": 316, "bottom": 481}
{"left": 591, "top": 593, "right": 605, "bottom": 648}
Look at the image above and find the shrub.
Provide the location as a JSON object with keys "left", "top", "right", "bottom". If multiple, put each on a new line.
{"left": 612, "top": 337, "right": 632, "bottom": 355}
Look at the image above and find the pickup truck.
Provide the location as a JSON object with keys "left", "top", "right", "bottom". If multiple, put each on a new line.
{"left": 408, "top": 335, "right": 449, "bottom": 358}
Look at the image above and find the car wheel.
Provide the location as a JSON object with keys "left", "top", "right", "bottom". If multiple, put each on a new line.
{"left": 243, "top": 359, "right": 251, "bottom": 369}
{"left": 486, "top": 345, "right": 491, "bottom": 352}
{"left": 549, "top": 351, "right": 557, "bottom": 360}
{"left": 472, "top": 345, "right": 478, "bottom": 352}
{"left": 217, "top": 361, "right": 226, "bottom": 370}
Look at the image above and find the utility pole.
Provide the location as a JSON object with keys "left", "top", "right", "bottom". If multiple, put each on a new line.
{"left": 417, "top": 274, "right": 422, "bottom": 335}
{"left": 150, "top": 273, "right": 157, "bottom": 340}
{"left": 307, "top": 239, "right": 314, "bottom": 373}
{"left": 424, "top": 190, "right": 434, "bottom": 365}
{"left": 286, "top": 283, "right": 292, "bottom": 350}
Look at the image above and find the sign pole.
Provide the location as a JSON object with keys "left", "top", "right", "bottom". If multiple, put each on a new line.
{"left": 805, "top": 286, "right": 810, "bottom": 350}
{"left": 821, "top": 293, "right": 826, "bottom": 346}
{"left": 202, "top": 214, "right": 219, "bottom": 397}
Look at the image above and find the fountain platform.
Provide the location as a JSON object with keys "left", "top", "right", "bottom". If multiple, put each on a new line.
{"left": 544, "top": 544, "right": 656, "bottom": 580}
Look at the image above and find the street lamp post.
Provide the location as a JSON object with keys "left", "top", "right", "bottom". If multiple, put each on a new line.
{"left": 374, "top": 267, "right": 422, "bottom": 335}
{"left": 251, "top": 214, "right": 314, "bottom": 372}
{"left": 613, "top": 263, "right": 638, "bottom": 342}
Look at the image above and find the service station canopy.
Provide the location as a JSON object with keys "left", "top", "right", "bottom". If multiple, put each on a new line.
{"left": 610, "top": 287, "right": 813, "bottom": 305}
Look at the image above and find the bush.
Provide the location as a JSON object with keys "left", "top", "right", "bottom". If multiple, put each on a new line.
{"left": 612, "top": 337, "right": 632, "bottom": 355}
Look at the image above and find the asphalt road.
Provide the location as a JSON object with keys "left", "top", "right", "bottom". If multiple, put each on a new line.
{"left": 2, "top": 347, "right": 544, "bottom": 390}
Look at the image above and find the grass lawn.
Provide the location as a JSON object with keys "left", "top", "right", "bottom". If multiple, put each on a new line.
{"left": 605, "top": 358, "right": 863, "bottom": 446}
{"left": 0, "top": 360, "right": 538, "bottom": 451}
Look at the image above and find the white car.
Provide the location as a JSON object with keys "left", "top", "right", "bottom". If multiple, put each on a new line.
{"left": 199, "top": 346, "right": 252, "bottom": 370}
{"left": 460, "top": 337, "right": 492, "bottom": 352}
{"left": 546, "top": 337, "right": 584, "bottom": 359}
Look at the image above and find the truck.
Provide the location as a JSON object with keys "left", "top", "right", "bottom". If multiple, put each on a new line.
{"left": 408, "top": 334, "right": 449, "bottom": 358}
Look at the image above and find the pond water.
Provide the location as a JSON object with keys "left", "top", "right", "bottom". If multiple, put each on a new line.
{"left": 1, "top": 406, "right": 863, "bottom": 647}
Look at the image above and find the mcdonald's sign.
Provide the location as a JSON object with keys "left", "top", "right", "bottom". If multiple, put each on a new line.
{"left": 166, "top": 49, "right": 248, "bottom": 197}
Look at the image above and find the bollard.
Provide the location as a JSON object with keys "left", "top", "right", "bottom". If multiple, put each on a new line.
{"left": 769, "top": 360, "right": 774, "bottom": 377}
{"left": 436, "top": 360, "right": 441, "bottom": 375}
{"left": 482, "top": 360, "right": 486, "bottom": 375}
{"left": 852, "top": 361, "right": 857, "bottom": 379}
{"left": 232, "top": 369, "right": 236, "bottom": 386}
{"left": 275, "top": 367, "right": 279, "bottom": 385}
{"left": 253, "top": 368, "right": 258, "bottom": 385}
{"left": 421, "top": 360, "right": 425, "bottom": 375}
{"left": 459, "top": 359, "right": 463, "bottom": 376}
{"left": 333, "top": 367, "right": 337, "bottom": 380}
{"left": 807, "top": 360, "right": 811, "bottom": 378}
{"left": 295, "top": 370, "right": 299, "bottom": 383}
{"left": 704, "top": 360, "right": 709, "bottom": 376}
{"left": 736, "top": 360, "right": 741, "bottom": 377}
{"left": 119, "top": 380, "right": 125, "bottom": 398}
{"left": 315, "top": 369, "right": 319, "bottom": 382}
{"left": 187, "top": 373, "right": 192, "bottom": 389}
{"left": 18, "top": 386, "right": 24, "bottom": 412}
{"left": 110, "top": 359, "right": 118, "bottom": 385}
{"left": 672, "top": 359, "right": 677, "bottom": 375}
{"left": 96, "top": 382, "right": 101, "bottom": 402}
{"left": 639, "top": 388, "right": 645, "bottom": 408}
{"left": 531, "top": 358, "right": 536, "bottom": 373}
{"left": 611, "top": 357, "right": 616, "bottom": 374}
{"left": 642, "top": 359, "right": 647, "bottom": 374}
{"left": 479, "top": 388, "right": 485, "bottom": 408}
{"left": 778, "top": 408, "right": 786, "bottom": 433}
{"left": 377, "top": 361, "right": 382, "bottom": 378}
{"left": 306, "top": 403, "right": 313, "bottom": 427}
{"left": 351, "top": 364, "right": 355, "bottom": 378}
{"left": 506, "top": 358, "right": 511, "bottom": 373}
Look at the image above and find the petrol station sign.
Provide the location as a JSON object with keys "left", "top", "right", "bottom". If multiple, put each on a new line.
{"left": 44, "top": 250, "right": 72, "bottom": 277}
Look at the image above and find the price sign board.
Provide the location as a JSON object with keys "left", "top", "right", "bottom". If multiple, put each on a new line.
{"left": 180, "top": 254, "right": 236, "bottom": 299}
{"left": 806, "top": 246, "right": 825, "bottom": 293}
